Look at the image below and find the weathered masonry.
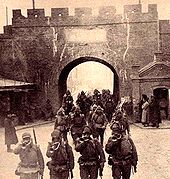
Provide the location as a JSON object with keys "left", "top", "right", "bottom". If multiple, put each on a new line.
{"left": 0, "top": 3, "right": 169, "bottom": 114}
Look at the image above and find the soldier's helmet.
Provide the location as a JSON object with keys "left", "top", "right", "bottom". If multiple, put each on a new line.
{"left": 96, "top": 105, "right": 103, "bottom": 112}
{"left": 111, "top": 121, "right": 122, "bottom": 134}
{"left": 22, "top": 132, "right": 31, "bottom": 139}
{"left": 74, "top": 106, "right": 81, "bottom": 114}
{"left": 51, "top": 129, "right": 61, "bottom": 139}
{"left": 115, "top": 110, "right": 123, "bottom": 118}
{"left": 66, "top": 90, "right": 71, "bottom": 95}
{"left": 91, "top": 104, "right": 97, "bottom": 111}
{"left": 82, "top": 125, "right": 92, "bottom": 135}
{"left": 57, "top": 107, "right": 65, "bottom": 116}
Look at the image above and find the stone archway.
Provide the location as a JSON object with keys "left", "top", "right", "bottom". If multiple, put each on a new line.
{"left": 58, "top": 56, "right": 120, "bottom": 106}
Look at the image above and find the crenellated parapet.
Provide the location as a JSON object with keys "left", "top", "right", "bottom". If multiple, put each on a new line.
{"left": 159, "top": 20, "right": 170, "bottom": 34}
{"left": 11, "top": 4, "right": 158, "bottom": 27}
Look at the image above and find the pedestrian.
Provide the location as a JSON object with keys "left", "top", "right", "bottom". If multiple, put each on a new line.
{"left": 91, "top": 106, "right": 108, "bottom": 147}
{"left": 105, "top": 124, "right": 138, "bottom": 179}
{"left": 75, "top": 125, "right": 106, "bottom": 179}
{"left": 13, "top": 132, "right": 44, "bottom": 179}
{"left": 141, "top": 94, "right": 149, "bottom": 127}
{"left": 4, "top": 113, "right": 18, "bottom": 152}
{"left": 46, "top": 129, "right": 74, "bottom": 179}
{"left": 149, "top": 95, "right": 160, "bottom": 128}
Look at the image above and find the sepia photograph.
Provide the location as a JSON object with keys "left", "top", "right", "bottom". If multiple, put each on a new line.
{"left": 0, "top": 0, "right": 170, "bottom": 178}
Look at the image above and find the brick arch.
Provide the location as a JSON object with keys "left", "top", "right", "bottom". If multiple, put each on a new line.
{"left": 58, "top": 56, "right": 120, "bottom": 105}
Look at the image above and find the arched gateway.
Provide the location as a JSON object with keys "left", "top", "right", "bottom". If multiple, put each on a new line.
{"left": 58, "top": 56, "right": 120, "bottom": 106}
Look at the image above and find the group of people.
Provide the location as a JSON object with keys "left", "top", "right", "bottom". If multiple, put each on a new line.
{"left": 62, "top": 89, "right": 116, "bottom": 122}
{"left": 137, "top": 94, "right": 161, "bottom": 128}
{"left": 4, "top": 89, "right": 138, "bottom": 179}
{"left": 42, "top": 91, "right": 138, "bottom": 179}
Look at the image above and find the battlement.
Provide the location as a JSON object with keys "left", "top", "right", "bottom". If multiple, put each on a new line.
{"left": 11, "top": 4, "right": 158, "bottom": 27}
{"left": 159, "top": 20, "right": 170, "bottom": 33}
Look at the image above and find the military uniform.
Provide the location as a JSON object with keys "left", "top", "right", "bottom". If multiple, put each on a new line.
{"left": 75, "top": 126, "right": 106, "bottom": 179}
{"left": 70, "top": 107, "right": 86, "bottom": 143}
{"left": 13, "top": 132, "right": 44, "bottom": 179}
{"left": 54, "top": 107, "right": 69, "bottom": 141}
{"left": 46, "top": 130, "right": 74, "bottom": 179}
{"left": 91, "top": 106, "right": 108, "bottom": 146}
{"left": 110, "top": 110, "right": 130, "bottom": 135}
{"left": 105, "top": 129, "right": 138, "bottom": 179}
{"left": 62, "top": 90, "right": 74, "bottom": 115}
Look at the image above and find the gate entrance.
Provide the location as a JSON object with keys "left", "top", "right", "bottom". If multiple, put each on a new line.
{"left": 58, "top": 57, "right": 120, "bottom": 106}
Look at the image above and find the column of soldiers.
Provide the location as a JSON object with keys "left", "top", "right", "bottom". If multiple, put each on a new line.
{"left": 13, "top": 89, "right": 138, "bottom": 179}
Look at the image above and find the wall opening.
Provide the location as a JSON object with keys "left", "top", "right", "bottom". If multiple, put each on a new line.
{"left": 67, "top": 61, "right": 114, "bottom": 101}
{"left": 58, "top": 56, "right": 119, "bottom": 106}
{"left": 153, "top": 87, "right": 169, "bottom": 120}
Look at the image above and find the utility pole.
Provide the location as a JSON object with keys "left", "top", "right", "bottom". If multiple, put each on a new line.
{"left": 32, "top": 0, "right": 35, "bottom": 9}
{"left": 6, "top": 6, "right": 8, "bottom": 25}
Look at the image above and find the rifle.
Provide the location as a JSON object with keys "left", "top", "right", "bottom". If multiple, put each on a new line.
{"left": 32, "top": 128, "right": 43, "bottom": 179}
{"left": 99, "top": 164, "right": 103, "bottom": 179}
{"left": 33, "top": 127, "right": 37, "bottom": 144}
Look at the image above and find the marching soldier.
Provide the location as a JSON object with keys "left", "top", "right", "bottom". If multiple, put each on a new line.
{"left": 91, "top": 106, "right": 108, "bottom": 147}
{"left": 13, "top": 132, "right": 44, "bottom": 179}
{"left": 54, "top": 107, "right": 69, "bottom": 141}
{"left": 110, "top": 110, "right": 130, "bottom": 136}
{"left": 70, "top": 107, "right": 86, "bottom": 143}
{"left": 75, "top": 126, "right": 106, "bottom": 179}
{"left": 46, "top": 129, "right": 74, "bottom": 179}
{"left": 62, "top": 90, "right": 74, "bottom": 115}
{"left": 105, "top": 124, "right": 138, "bottom": 179}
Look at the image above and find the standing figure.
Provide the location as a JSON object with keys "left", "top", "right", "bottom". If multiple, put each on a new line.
{"left": 54, "top": 107, "right": 69, "bottom": 141}
{"left": 149, "top": 95, "right": 160, "bottom": 128}
{"left": 88, "top": 104, "right": 98, "bottom": 135}
{"left": 13, "top": 132, "right": 44, "bottom": 179}
{"left": 46, "top": 129, "right": 74, "bottom": 179}
{"left": 92, "top": 89, "right": 103, "bottom": 107}
{"left": 110, "top": 110, "right": 130, "bottom": 135}
{"left": 62, "top": 90, "right": 74, "bottom": 115}
{"left": 70, "top": 107, "right": 86, "bottom": 143}
{"left": 4, "top": 113, "right": 18, "bottom": 152}
{"left": 76, "top": 91, "right": 87, "bottom": 116}
{"left": 105, "top": 126, "right": 138, "bottom": 179}
{"left": 75, "top": 126, "right": 106, "bottom": 179}
{"left": 91, "top": 106, "right": 108, "bottom": 146}
{"left": 141, "top": 94, "right": 149, "bottom": 127}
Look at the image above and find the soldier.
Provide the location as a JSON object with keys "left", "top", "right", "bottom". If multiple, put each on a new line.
{"left": 91, "top": 106, "right": 108, "bottom": 147}
{"left": 105, "top": 125, "right": 138, "bottom": 179}
{"left": 92, "top": 89, "right": 103, "bottom": 108}
{"left": 46, "top": 129, "right": 74, "bottom": 179}
{"left": 110, "top": 110, "right": 130, "bottom": 136}
{"left": 62, "top": 90, "right": 74, "bottom": 115}
{"left": 76, "top": 91, "right": 87, "bottom": 116}
{"left": 75, "top": 126, "right": 106, "bottom": 179}
{"left": 70, "top": 107, "right": 86, "bottom": 143}
{"left": 13, "top": 132, "right": 44, "bottom": 179}
{"left": 88, "top": 104, "right": 98, "bottom": 130}
{"left": 54, "top": 107, "right": 69, "bottom": 141}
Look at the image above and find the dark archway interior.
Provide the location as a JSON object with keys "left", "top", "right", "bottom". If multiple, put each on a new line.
{"left": 153, "top": 88, "right": 168, "bottom": 99}
{"left": 58, "top": 56, "right": 120, "bottom": 105}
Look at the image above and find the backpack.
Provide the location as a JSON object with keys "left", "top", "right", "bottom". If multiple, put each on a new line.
{"left": 120, "top": 136, "right": 132, "bottom": 157}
